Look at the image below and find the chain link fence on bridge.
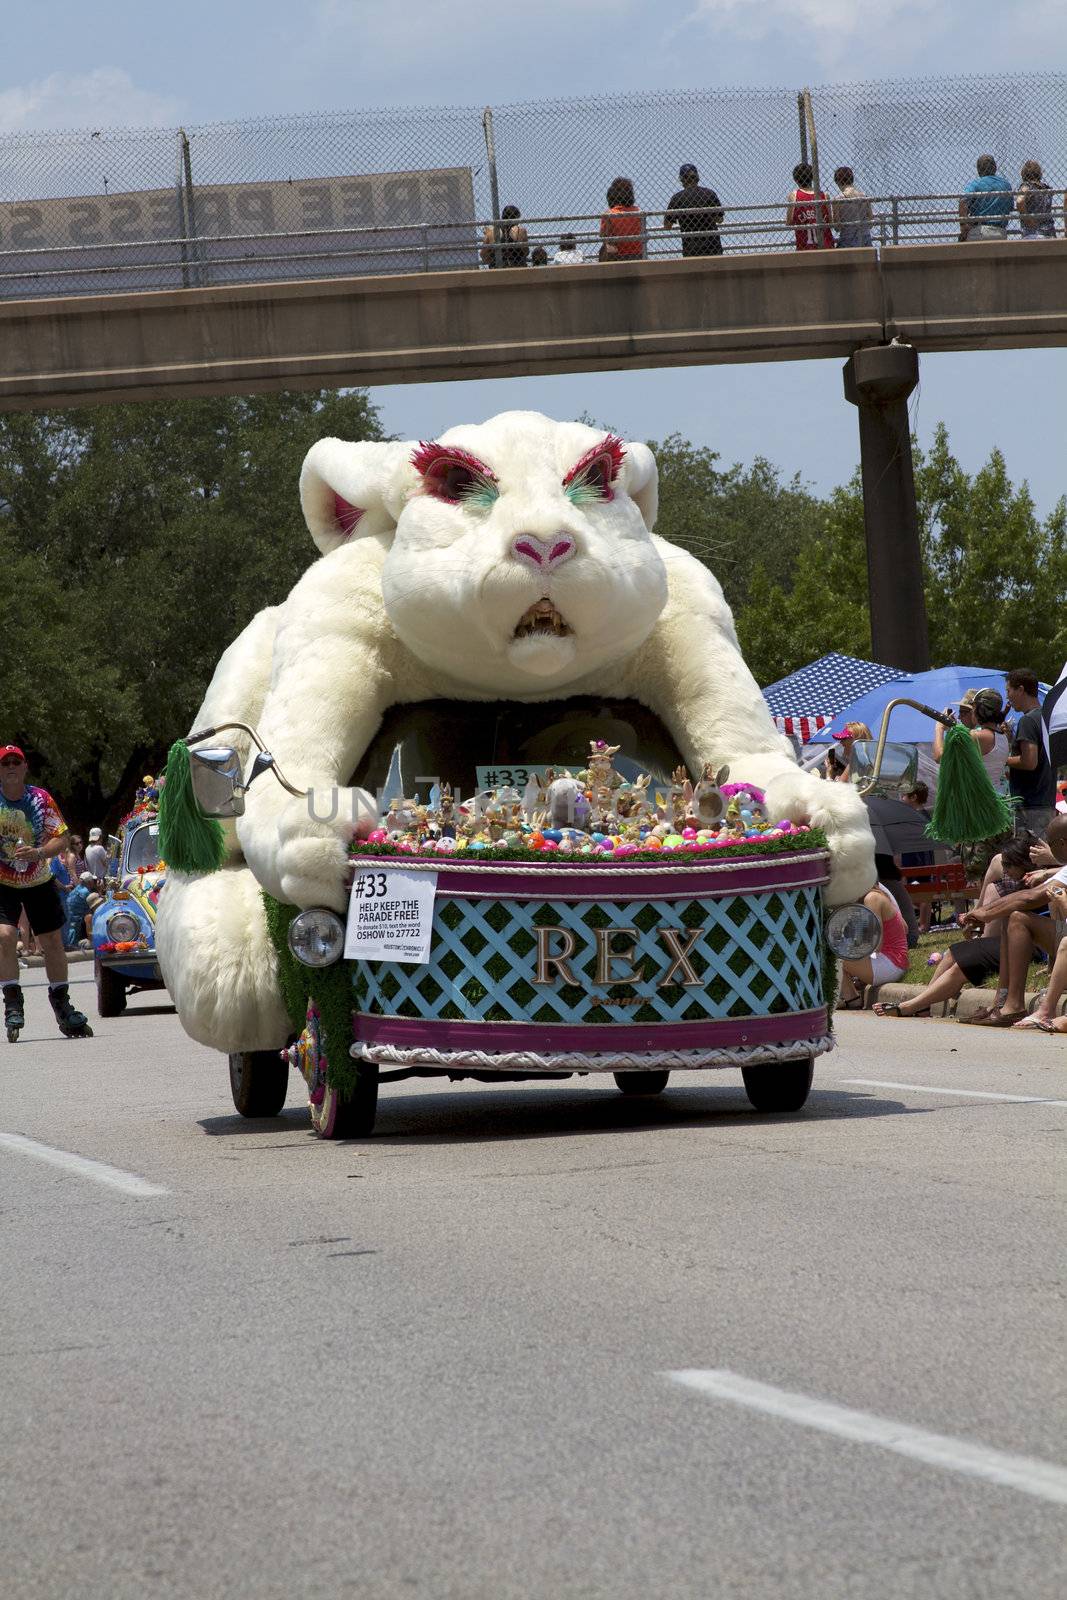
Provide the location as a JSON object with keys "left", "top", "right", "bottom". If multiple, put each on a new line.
{"left": 0, "top": 73, "right": 1064, "bottom": 298}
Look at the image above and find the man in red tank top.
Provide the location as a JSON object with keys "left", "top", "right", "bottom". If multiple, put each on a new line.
{"left": 786, "top": 162, "right": 834, "bottom": 250}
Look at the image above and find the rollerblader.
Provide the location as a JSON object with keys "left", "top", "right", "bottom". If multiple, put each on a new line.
{"left": 0, "top": 745, "right": 93, "bottom": 1043}
{"left": 4, "top": 982, "right": 24, "bottom": 1043}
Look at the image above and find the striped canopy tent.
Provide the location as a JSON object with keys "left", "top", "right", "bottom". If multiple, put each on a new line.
{"left": 762, "top": 652, "right": 909, "bottom": 743}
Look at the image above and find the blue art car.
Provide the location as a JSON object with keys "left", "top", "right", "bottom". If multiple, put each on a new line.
{"left": 91, "top": 812, "right": 167, "bottom": 1017}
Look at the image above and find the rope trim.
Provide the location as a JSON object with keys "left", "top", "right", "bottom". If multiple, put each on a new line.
{"left": 351, "top": 1035, "right": 836, "bottom": 1073}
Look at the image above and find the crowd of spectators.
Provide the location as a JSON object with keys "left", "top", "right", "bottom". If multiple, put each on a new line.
{"left": 818, "top": 666, "right": 1064, "bottom": 1029}
{"left": 477, "top": 152, "right": 1064, "bottom": 268}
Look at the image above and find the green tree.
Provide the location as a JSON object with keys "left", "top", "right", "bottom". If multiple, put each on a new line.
{"left": 733, "top": 425, "right": 1067, "bottom": 688}
{"left": 0, "top": 390, "right": 383, "bottom": 829}
{"left": 648, "top": 433, "right": 824, "bottom": 611}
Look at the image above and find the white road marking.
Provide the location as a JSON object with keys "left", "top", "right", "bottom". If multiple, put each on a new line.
{"left": 666, "top": 1370, "right": 1067, "bottom": 1507}
{"left": 0, "top": 1131, "right": 169, "bottom": 1197}
{"left": 843, "top": 1078, "right": 1067, "bottom": 1108}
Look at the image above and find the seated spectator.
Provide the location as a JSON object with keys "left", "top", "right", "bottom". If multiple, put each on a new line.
{"left": 663, "top": 164, "right": 724, "bottom": 257}
{"left": 552, "top": 233, "right": 584, "bottom": 265}
{"left": 600, "top": 177, "right": 644, "bottom": 260}
{"left": 831, "top": 167, "right": 874, "bottom": 248}
{"left": 959, "top": 155, "right": 1013, "bottom": 240}
{"left": 786, "top": 163, "right": 834, "bottom": 250}
{"left": 933, "top": 687, "right": 1010, "bottom": 793}
{"left": 479, "top": 206, "right": 529, "bottom": 268}
{"left": 838, "top": 881, "right": 909, "bottom": 1006}
{"left": 62, "top": 872, "right": 103, "bottom": 950}
{"left": 1015, "top": 161, "right": 1056, "bottom": 238}
{"left": 1014, "top": 882, "right": 1067, "bottom": 1030}
{"left": 956, "top": 815, "right": 1067, "bottom": 1024}
{"left": 875, "top": 834, "right": 1036, "bottom": 1017}
{"left": 597, "top": 240, "right": 620, "bottom": 263}
{"left": 529, "top": 246, "right": 549, "bottom": 266}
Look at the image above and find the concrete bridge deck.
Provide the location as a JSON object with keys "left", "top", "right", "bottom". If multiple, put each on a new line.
{"left": 1, "top": 239, "right": 1064, "bottom": 410}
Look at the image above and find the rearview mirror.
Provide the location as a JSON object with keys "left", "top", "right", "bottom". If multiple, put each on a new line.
{"left": 849, "top": 740, "right": 919, "bottom": 795}
{"left": 190, "top": 746, "right": 245, "bottom": 818}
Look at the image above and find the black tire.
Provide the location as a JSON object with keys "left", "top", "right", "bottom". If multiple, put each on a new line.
{"left": 229, "top": 1050, "right": 290, "bottom": 1118}
{"left": 96, "top": 963, "right": 127, "bottom": 1018}
{"left": 742, "top": 1057, "right": 814, "bottom": 1114}
{"left": 614, "top": 1069, "right": 671, "bottom": 1096}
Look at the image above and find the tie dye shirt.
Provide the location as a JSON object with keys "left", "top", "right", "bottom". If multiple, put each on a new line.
{"left": 0, "top": 786, "right": 68, "bottom": 889}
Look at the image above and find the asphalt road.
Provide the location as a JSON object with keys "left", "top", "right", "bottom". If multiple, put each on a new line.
{"left": 2, "top": 971, "right": 1065, "bottom": 1600}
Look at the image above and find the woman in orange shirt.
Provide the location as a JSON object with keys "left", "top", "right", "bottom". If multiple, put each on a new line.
{"left": 600, "top": 177, "right": 644, "bottom": 259}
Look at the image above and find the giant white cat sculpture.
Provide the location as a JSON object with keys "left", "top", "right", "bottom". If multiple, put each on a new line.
{"left": 157, "top": 410, "right": 875, "bottom": 1053}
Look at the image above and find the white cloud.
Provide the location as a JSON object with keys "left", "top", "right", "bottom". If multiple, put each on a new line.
{"left": 0, "top": 68, "right": 181, "bottom": 134}
{"left": 682, "top": 0, "right": 943, "bottom": 65}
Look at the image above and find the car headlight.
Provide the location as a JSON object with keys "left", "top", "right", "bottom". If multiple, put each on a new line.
{"left": 106, "top": 911, "right": 141, "bottom": 943}
{"left": 287, "top": 908, "right": 345, "bottom": 967}
{"left": 825, "top": 903, "right": 882, "bottom": 960}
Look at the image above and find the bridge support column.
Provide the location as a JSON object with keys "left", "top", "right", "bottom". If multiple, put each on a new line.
{"left": 843, "top": 343, "right": 929, "bottom": 671}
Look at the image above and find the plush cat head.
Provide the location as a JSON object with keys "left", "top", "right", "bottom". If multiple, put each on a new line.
{"left": 299, "top": 410, "right": 666, "bottom": 693}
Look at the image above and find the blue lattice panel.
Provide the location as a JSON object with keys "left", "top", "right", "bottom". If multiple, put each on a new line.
{"left": 350, "top": 877, "right": 826, "bottom": 1028}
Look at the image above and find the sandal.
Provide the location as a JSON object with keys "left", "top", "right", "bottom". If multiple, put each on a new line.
{"left": 1012, "top": 1015, "right": 1053, "bottom": 1032}
{"left": 960, "top": 1004, "right": 1003, "bottom": 1025}
{"left": 974, "top": 1010, "right": 1029, "bottom": 1028}
{"left": 873, "top": 1002, "right": 930, "bottom": 1019}
{"left": 837, "top": 995, "right": 864, "bottom": 1010}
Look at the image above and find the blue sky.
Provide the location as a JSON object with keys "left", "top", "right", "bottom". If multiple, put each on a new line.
{"left": 3, "top": 1, "right": 1065, "bottom": 513}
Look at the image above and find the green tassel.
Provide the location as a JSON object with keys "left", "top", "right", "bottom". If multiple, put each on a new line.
{"left": 926, "top": 723, "right": 1015, "bottom": 844}
{"left": 158, "top": 739, "right": 226, "bottom": 875}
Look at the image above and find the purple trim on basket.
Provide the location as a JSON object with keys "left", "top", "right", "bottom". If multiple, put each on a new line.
{"left": 348, "top": 854, "right": 830, "bottom": 900}
{"left": 355, "top": 1007, "right": 828, "bottom": 1052}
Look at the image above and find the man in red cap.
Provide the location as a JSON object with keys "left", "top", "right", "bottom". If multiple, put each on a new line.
{"left": 0, "top": 745, "right": 92, "bottom": 1041}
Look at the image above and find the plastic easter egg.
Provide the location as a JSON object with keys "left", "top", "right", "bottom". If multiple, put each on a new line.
{"left": 530, "top": 832, "right": 544, "bottom": 848}
{"left": 542, "top": 839, "right": 559, "bottom": 851}
{"left": 682, "top": 827, "right": 697, "bottom": 840}
{"left": 543, "top": 828, "right": 563, "bottom": 843}
{"left": 368, "top": 828, "right": 388, "bottom": 844}
{"left": 643, "top": 836, "right": 662, "bottom": 850}
{"left": 591, "top": 832, "right": 606, "bottom": 844}
{"left": 470, "top": 839, "right": 486, "bottom": 851}
{"left": 663, "top": 833, "right": 684, "bottom": 849}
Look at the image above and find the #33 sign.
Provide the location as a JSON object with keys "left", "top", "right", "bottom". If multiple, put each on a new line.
{"left": 345, "top": 867, "right": 437, "bottom": 965}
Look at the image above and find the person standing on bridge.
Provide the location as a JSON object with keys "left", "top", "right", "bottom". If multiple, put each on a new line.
{"left": 959, "top": 155, "right": 1013, "bottom": 240}
{"left": 1015, "top": 161, "right": 1056, "bottom": 239}
{"left": 600, "top": 178, "right": 644, "bottom": 260}
{"left": 663, "top": 164, "right": 724, "bottom": 256}
{"left": 831, "top": 167, "right": 874, "bottom": 248}
{"left": 786, "top": 164, "right": 834, "bottom": 250}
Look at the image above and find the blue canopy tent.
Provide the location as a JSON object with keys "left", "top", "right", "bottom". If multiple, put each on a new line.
{"left": 806, "top": 666, "right": 1052, "bottom": 745}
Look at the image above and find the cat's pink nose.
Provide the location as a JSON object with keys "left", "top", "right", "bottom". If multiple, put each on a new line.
{"left": 512, "top": 534, "right": 576, "bottom": 572}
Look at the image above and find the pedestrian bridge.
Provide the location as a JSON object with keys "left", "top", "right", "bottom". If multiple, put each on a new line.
{"left": 0, "top": 239, "right": 1065, "bottom": 410}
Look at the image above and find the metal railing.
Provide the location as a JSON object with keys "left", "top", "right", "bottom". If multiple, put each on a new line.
{"left": 0, "top": 72, "right": 1064, "bottom": 299}
{"left": 0, "top": 194, "right": 1062, "bottom": 299}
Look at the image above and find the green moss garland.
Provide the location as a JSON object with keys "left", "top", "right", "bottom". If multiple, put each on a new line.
{"left": 262, "top": 893, "right": 358, "bottom": 1100}
{"left": 349, "top": 828, "right": 828, "bottom": 867}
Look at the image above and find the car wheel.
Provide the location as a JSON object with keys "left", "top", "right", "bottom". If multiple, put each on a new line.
{"left": 310, "top": 1064, "right": 380, "bottom": 1139}
{"left": 96, "top": 963, "right": 127, "bottom": 1018}
{"left": 741, "top": 1057, "right": 814, "bottom": 1113}
{"left": 229, "top": 1050, "right": 289, "bottom": 1118}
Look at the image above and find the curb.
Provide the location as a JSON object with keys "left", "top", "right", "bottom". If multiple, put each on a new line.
{"left": 842, "top": 980, "right": 1065, "bottom": 1021}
